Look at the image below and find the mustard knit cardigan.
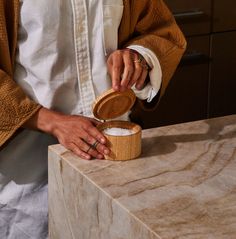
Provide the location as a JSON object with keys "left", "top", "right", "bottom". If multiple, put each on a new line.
{"left": 0, "top": 0, "right": 186, "bottom": 147}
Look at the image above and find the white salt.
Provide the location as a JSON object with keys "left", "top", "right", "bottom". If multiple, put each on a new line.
{"left": 103, "top": 127, "right": 134, "bottom": 136}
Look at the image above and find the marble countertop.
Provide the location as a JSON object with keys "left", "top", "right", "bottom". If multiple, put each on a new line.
{"left": 49, "top": 115, "right": 236, "bottom": 239}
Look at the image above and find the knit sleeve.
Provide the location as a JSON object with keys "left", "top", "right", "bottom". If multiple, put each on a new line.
{"left": 0, "top": 70, "right": 41, "bottom": 147}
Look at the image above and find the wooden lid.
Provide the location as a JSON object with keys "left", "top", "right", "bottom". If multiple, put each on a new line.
{"left": 93, "top": 89, "right": 136, "bottom": 120}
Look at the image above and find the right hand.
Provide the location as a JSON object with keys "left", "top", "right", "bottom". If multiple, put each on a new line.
{"left": 23, "top": 107, "right": 110, "bottom": 160}
{"left": 107, "top": 48, "right": 149, "bottom": 92}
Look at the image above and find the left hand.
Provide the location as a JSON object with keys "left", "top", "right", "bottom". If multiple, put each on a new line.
{"left": 107, "top": 49, "right": 149, "bottom": 92}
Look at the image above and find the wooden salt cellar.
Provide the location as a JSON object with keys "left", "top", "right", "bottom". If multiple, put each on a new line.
{"left": 93, "top": 89, "right": 142, "bottom": 161}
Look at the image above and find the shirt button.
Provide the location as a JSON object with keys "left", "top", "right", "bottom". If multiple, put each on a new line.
{"left": 77, "top": 24, "right": 84, "bottom": 32}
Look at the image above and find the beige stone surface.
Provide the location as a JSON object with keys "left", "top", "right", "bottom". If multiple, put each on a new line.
{"left": 49, "top": 115, "right": 236, "bottom": 239}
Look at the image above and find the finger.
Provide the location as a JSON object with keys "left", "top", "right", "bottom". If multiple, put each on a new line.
{"left": 82, "top": 134, "right": 109, "bottom": 156}
{"left": 120, "top": 51, "right": 134, "bottom": 90}
{"left": 69, "top": 142, "right": 91, "bottom": 160}
{"left": 70, "top": 139, "right": 104, "bottom": 160}
{"left": 94, "top": 141, "right": 110, "bottom": 156}
{"left": 76, "top": 138, "right": 92, "bottom": 154}
{"left": 127, "top": 61, "right": 143, "bottom": 88}
{"left": 85, "top": 145, "right": 104, "bottom": 159}
{"left": 87, "top": 117, "right": 101, "bottom": 126}
{"left": 111, "top": 52, "right": 123, "bottom": 91}
{"left": 135, "top": 68, "right": 148, "bottom": 90}
{"left": 81, "top": 123, "right": 104, "bottom": 144}
{"left": 83, "top": 133, "right": 97, "bottom": 146}
{"left": 84, "top": 124, "right": 107, "bottom": 145}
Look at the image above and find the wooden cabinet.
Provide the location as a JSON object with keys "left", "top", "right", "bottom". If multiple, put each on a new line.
{"left": 138, "top": 36, "right": 210, "bottom": 128}
{"left": 139, "top": 0, "right": 236, "bottom": 129}
{"left": 165, "top": 0, "right": 212, "bottom": 36}
{"left": 213, "top": 0, "right": 236, "bottom": 32}
{"left": 209, "top": 31, "right": 236, "bottom": 117}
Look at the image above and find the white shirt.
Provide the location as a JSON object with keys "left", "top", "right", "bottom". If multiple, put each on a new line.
{"left": 14, "top": 0, "right": 162, "bottom": 117}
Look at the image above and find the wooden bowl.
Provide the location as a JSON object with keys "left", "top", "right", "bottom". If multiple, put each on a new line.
{"left": 97, "top": 120, "right": 141, "bottom": 161}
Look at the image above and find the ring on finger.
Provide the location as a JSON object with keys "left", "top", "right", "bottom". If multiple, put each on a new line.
{"left": 132, "top": 53, "right": 149, "bottom": 70}
{"left": 91, "top": 140, "right": 99, "bottom": 149}
{"left": 134, "top": 59, "right": 150, "bottom": 70}
{"left": 86, "top": 145, "right": 92, "bottom": 153}
{"left": 86, "top": 140, "right": 99, "bottom": 153}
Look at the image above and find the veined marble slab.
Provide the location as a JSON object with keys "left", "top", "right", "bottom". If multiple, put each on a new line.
{"left": 49, "top": 115, "right": 236, "bottom": 239}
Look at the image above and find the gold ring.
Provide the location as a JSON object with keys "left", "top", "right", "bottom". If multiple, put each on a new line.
{"left": 134, "top": 60, "right": 150, "bottom": 70}
{"left": 133, "top": 55, "right": 150, "bottom": 70}
{"left": 133, "top": 58, "right": 143, "bottom": 64}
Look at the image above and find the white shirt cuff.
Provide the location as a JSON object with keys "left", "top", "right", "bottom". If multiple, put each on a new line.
{"left": 127, "top": 45, "right": 162, "bottom": 102}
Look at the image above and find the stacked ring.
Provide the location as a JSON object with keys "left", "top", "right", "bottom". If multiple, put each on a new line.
{"left": 86, "top": 140, "right": 99, "bottom": 153}
{"left": 133, "top": 55, "right": 150, "bottom": 70}
{"left": 123, "top": 48, "right": 150, "bottom": 70}
{"left": 92, "top": 140, "right": 99, "bottom": 149}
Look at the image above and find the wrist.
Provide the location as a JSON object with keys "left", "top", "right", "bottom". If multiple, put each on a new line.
{"left": 23, "top": 107, "right": 63, "bottom": 135}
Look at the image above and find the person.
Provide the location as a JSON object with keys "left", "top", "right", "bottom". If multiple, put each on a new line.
{"left": 0, "top": 0, "right": 186, "bottom": 238}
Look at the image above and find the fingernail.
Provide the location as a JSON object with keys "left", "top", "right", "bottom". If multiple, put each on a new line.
{"left": 98, "top": 154, "right": 104, "bottom": 159}
{"left": 136, "top": 84, "right": 142, "bottom": 90}
{"left": 104, "top": 149, "right": 110, "bottom": 155}
{"left": 83, "top": 154, "right": 91, "bottom": 160}
{"left": 113, "top": 85, "right": 119, "bottom": 91}
{"left": 100, "top": 138, "right": 106, "bottom": 144}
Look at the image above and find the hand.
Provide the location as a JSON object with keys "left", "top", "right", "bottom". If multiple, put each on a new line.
{"left": 23, "top": 108, "right": 110, "bottom": 160}
{"left": 107, "top": 49, "right": 149, "bottom": 92}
